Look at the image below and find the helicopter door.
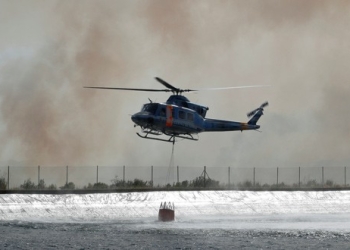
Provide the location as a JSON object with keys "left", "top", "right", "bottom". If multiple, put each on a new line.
{"left": 166, "top": 105, "right": 173, "bottom": 127}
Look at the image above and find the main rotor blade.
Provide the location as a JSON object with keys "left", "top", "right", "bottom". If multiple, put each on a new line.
{"left": 85, "top": 80, "right": 269, "bottom": 94}
{"left": 84, "top": 86, "right": 171, "bottom": 92}
{"left": 154, "top": 77, "right": 178, "bottom": 92}
{"left": 155, "top": 77, "right": 197, "bottom": 93}
{"left": 197, "top": 85, "right": 271, "bottom": 91}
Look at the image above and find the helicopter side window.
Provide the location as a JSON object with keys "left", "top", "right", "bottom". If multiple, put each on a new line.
{"left": 187, "top": 113, "right": 194, "bottom": 121}
{"left": 160, "top": 107, "right": 166, "bottom": 117}
{"left": 179, "top": 110, "right": 185, "bottom": 119}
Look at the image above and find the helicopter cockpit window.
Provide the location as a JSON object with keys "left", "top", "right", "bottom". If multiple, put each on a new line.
{"left": 197, "top": 107, "right": 203, "bottom": 116}
{"left": 195, "top": 107, "right": 201, "bottom": 116}
{"left": 142, "top": 103, "right": 158, "bottom": 115}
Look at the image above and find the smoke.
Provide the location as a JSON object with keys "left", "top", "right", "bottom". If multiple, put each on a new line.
{"left": 0, "top": 1, "right": 132, "bottom": 165}
{"left": 0, "top": 0, "right": 350, "bottom": 171}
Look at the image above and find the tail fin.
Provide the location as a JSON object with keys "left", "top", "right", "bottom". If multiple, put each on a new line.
{"left": 248, "top": 109, "right": 264, "bottom": 125}
{"left": 247, "top": 102, "right": 268, "bottom": 125}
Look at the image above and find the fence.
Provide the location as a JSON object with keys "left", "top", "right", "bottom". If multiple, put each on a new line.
{"left": 0, "top": 165, "right": 349, "bottom": 190}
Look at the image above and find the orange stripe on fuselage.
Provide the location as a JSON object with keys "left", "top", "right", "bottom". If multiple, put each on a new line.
{"left": 240, "top": 123, "right": 248, "bottom": 130}
{"left": 166, "top": 105, "right": 173, "bottom": 127}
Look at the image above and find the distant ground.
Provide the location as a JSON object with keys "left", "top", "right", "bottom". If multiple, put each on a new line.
{"left": 1, "top": 186, "right": 350, "bottom": 194}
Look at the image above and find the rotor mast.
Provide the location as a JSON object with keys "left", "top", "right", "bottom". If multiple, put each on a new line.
{"left": 154, "top": 77, "right": 195, "bottom": 95}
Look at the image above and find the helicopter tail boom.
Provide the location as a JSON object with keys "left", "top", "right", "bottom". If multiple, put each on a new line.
{"left": 203, "top": 119, "right": 259, "bottom": 132}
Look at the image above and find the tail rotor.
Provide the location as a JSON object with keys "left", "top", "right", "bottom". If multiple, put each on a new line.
{"left": 247, "top": 102, "right": 269, "bottom": 125}
{"left": 247, "top": 101, "right": 269, "bottom": 118}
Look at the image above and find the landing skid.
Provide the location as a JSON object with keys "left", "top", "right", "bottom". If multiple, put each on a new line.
{"left": 136, "top": 131, "right": 198, "bottom": 143}
{"left": 137, "top": 133, "right": 176, "bottom": 143}
{"left": 169, "top": 133, "right": 199, "bottom": 141}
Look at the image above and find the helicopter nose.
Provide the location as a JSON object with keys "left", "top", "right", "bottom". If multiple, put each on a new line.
{"left": 131, "top": 113, "right": 151, "bottom": 126}
{"left": 131, "top": 114, "right": 141, "bottom": 125}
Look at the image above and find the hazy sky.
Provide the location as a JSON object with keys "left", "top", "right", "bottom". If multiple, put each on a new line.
{"left": 0, "top": 0, "right": 349, "bottom": 169}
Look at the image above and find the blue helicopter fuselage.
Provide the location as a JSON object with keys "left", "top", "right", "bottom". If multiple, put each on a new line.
{"left": 131, "top": 95, "right": 261, "bottom": 136}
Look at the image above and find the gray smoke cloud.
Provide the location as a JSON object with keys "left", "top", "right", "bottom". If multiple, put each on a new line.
{"left": 0, "top": 0, "right": 350, "bottom": 171}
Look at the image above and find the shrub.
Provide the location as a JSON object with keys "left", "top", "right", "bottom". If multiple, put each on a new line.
{"left": 190, "top": 176, "right": 219, "bottom": 188}
{"left": 110, "top": 176, "right": 125, "bottom": 188}
{"left": 181, "top": 180, "right": 189, "bottom": 187}
{"left": 238, "top": 180, "right": 253, "bottom": 188}
{"left": 60, "top": 182, "right": 75, "bottom": 190}
{"left": 38, "top": 179, "right": 46, "bottom": 189}
{"left": 0, "top": 177, "right": 6, "bottom": 190}
{"left": 325, "top": 180, "right": 334, "bottom": 187}
{"left": 20, "top": 179, "right": 36, "bottom": 190}
{"left": 85, "top": 182, "right": 109, "bottom": 189}
{"left": 47, "top": 184, "right": 57, "bottom": 190}
{"left": 306, "top": 180, "right": 318, "bottom": 187}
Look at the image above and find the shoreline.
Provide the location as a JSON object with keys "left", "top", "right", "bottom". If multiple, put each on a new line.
{"left": 1, "top": 186, "right": 350, "bottom": 195}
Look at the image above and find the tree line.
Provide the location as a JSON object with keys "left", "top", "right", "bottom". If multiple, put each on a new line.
{"left": 0, "top": 174, "right": 219, "bottom": 190}
{"left": 0, "top": 174, "right": 346, "bottom": 191}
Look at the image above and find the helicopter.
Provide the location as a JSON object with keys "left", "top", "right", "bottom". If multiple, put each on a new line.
{"left": 85, "top": 77, "right": 268, "bottom": 143}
